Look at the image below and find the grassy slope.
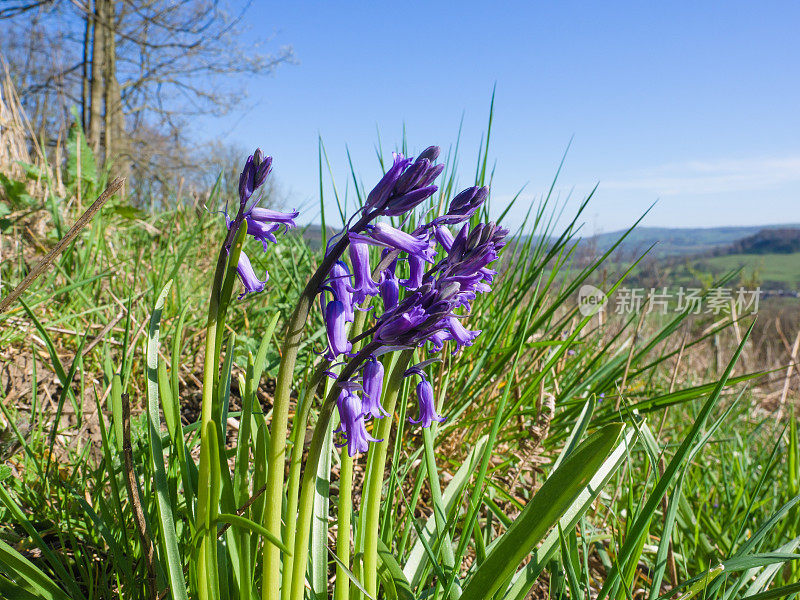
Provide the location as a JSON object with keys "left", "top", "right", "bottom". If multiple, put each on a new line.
{"left": 1, "top": 134, "right": 798, "bottom": 598}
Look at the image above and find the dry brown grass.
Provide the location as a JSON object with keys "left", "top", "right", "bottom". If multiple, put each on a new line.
{"left": 0, "top": 57, "right": 63, "bottom": 196}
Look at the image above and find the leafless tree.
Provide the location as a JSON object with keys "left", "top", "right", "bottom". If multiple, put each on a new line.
{"left": 1, "top": 0, "right": 293, "bottom": 201}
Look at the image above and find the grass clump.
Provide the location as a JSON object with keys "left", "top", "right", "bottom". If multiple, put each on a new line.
{"left": 0, "top": 104, "right": 798, "bottom": 600}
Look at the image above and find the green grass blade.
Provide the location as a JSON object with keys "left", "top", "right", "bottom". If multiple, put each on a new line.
{"left": 741, "top": 582, "right": 800, "bottom": 600}
{"left": 376, "top": 539, "right": 414, "bottom": 600}
{"left": 460, "top": 422, "right": 625, "bottom": 600}
{"left": 309, "top": 417, "right": 334, "bottom": 599}
{"left": 403, "top": 436, "right": 488, "bottom": 586}
{"left": 0, "top": 539, "right": 72, "bottom": 600}
{"left": 213, "top": 514, "right": 291, "bottom": 554}
{"left": 147, "top": 281, "right": 189, "bottom": 600}
{"left": 503, "top": 424, "right": 636, "bottom": 600}
{"left": 597, "top": 322, "right": 755, "bottom": 600}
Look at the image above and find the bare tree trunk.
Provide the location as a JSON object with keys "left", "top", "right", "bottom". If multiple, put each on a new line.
{"left": 102, "top": 0, "right": 127, "bottom": 176}
{"left": 102, "top": 0, "right": 111, "bottom": 156}
{"left": 87, "top": 0, "right": 104, "bottom": 154}
{"left": 81, "top": 10, "right": 91, "bottom": 132}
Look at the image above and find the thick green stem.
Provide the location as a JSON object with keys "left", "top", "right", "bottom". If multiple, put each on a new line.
{"left": 280, "top": 364, "right": 329, "bottom": 600}
{"left": 197, "top": 223, "right": 245, "bottom": 600}
{"left": 196, "top": 240, "right": 229, "bottom": 600}
{"left": 335, "top": 451, "right": 353, "bottom": 600}
{"left": 288, "top": 344, "right": 380, "bottom": 600}
{"left": 361, "top": 350, "right": 413, "bottom": 599}
{"left": 262, "top": 223, "right": 368, "bottom": 600}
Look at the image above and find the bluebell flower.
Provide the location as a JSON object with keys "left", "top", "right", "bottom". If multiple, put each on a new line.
{"left": 429, "top": 186, "right": 489, "bottom": 226}
{"left": 435, "top": 222, "right": 507, "bottom": 296}
{"left": 364, "top": 153, "right": 412, "bottom": 212}
{"left": 373, "top": 223, "right": 435, "bottom": 261}
{"left": 374, "top": 282, "right": 456, "bottom": 348}
{"left": 363, "top": 147, "right": 443, "bottom": 217}
{"left": 434, "top": 225, "right": 455, "bottom": 252}
{"left": 401, "top": 253, "right": 426, "bottom": 289}
{"left": 379, "top": 257, "right": 400, "bottom": 311}
{"left": 245, "top": 207, "right": 299, "bottom": 251}
{"left": 347, "top": 240, "right": 380, "bottom": 305}
{"left": 327, "top": 261, "right": 355, "bottom": 322}
{"left": 351, "top": 224, "right": 435, "bottom": 265}
{"left": 324, "top": 300, "right": 352, "bottom": 360}
{"left": 362, "top": 357, "right": 388, "bottom": 419}
{"left": 249, "top": 207, "right": 299, "bottom": 225}
{"left": 235, "top": 250, "right": 267, "bottom": 299}
{"left": 238, "top": 149, "right": 272, "bottom": 206}
{"left": 426, "top": 330, "right": 452, "bottom": 352}
{"left": 409, "top": 376, "right": 445, "bottom": 428}
{"left": 445, "top": 316, "right": 480, "bottom": 352}
{"left": 227, "top": 149, "right": 300, "bottom": 298}
{"left": 335, "top": 381, "right": 381, "bottom": 456}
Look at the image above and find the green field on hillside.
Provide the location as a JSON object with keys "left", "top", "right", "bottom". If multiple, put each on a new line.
{"left": 696, "top": 252, "right": 800, "bottom": 289}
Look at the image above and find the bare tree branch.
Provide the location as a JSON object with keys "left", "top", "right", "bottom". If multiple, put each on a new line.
{"left": 0, "top": 0, "right": 57, "bottom": 20}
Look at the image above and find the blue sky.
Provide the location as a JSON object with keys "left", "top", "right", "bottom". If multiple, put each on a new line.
{"left": 197, "top": 1, "right": 800, "bottom": 233}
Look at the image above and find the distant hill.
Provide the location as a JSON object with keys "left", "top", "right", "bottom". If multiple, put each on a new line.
{"left": 296, "top": 222, "right": 800, "bottom": 261}
{"left": 587, "top": 224, "right": 800, "bottom": 258}
{"left": 296, "top": 224, "right": 338, "bottom": 250}
{"left": 720, "top": 228, "right": 800, "bottom": 255}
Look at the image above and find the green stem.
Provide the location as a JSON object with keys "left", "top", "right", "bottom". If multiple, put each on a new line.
{"left": 361, "top": 350, "right": 413, "bottom": 599}
{"left": 288, "top": 344, "right": 381, "bottom": 600}
{"left": 196, "top": 246, "right": 227, "bottom": 600}
{"left": 261, "top": 231, "right": 354, "bottom": 600}
{"left": 335, "top": 451, "right": 353, "bottom": 600}
{"left": 197, "top": 223, "right": 245, "bottom": 600}
{"left": 280, "top": 363, "right": 329, "bottom": 600}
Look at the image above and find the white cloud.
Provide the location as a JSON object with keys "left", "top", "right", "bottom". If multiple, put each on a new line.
{"left": 602, "top": 156, "right": 800, "bottom": 196}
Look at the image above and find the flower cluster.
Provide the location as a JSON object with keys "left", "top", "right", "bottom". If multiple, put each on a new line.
{"left": 363, "top": 147, "right": 443, "bottom": 217}
{"left": 318, "top": 145, "right": 507, "bottom": 455}
{"left": 227, "top": 149, "right": 299, "bottom": 298}
{"left": 227, "top": 146, "right": 506, "bottom": 456}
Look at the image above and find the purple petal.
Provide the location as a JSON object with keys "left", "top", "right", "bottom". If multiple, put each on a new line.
{"left": 370, "top": 223, "right": 435, "bottom": 263}
{"left": 324, "top": 300, "right": 352, "bottom": 360}
{"left": 362, "top": 357, "right": 388, "bottom": 419}
{"left": 249, "top": 207, "right": 299, "bottom": 225}
{"left": 236, "top": 250, "right": 267, "bottom": 299}
{"left": 401, "top": 253, "right": 426, "bottom": 289}
{"left": 409, "top": 379, "right": 445, "bottom": 428}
